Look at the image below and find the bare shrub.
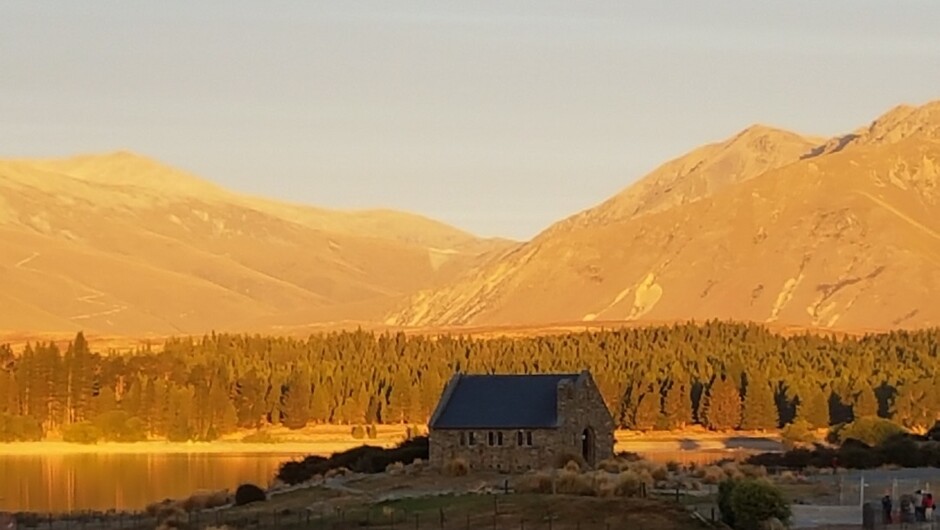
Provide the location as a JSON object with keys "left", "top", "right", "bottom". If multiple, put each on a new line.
{"left": 515, "top": 471, "right": 553, "bottom": 494}
{"left": 614, "top": 470, "right": 646, "bottom": 497}
{"left": 564, "top": 459, "right": 581, "bottom": 473}
{"left": 555, "top": 470, "right": 593, "bottom": 495}
{"left": 650, "top": 465, "right": 669, "bottom": 482}
{"left": 702, "top": 465, "right": 726, "bottom": 485}
{"left": 555, "top": 452, "right": 585, "bottom": 469}
{"left": 596, "top": 458, "right": 621, "bottom": 473}
{"left": 739, "top": 464, "right": 767, "bottom": 479}
{"left": 385, "top": 462, "right": 405, "bottom": 475}
{"left": 721, "top": 462, "right": 745, "bottom": 480}
{"left": 181, "top": 489, "right": 230, "bottom": 512}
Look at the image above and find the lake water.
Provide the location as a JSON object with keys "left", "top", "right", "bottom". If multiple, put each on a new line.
{"left": 0, "top": 446, "right": 773, "bottom": 513}
{"left": 0, "top": 452, "right": 307, "bottom": 513}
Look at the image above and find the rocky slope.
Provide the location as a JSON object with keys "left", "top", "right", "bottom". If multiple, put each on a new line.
{"left": 389, "top": 100, "right": 940, "bottom": 330}
{"left": 0, "top": 152, "right": 509, "bottom": 334}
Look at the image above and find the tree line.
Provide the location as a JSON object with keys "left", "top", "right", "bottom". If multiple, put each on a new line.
{"left": 0, "top": 321, "right": 937, "bottom": 442}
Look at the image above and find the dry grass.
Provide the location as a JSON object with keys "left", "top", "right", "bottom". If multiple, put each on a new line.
{"left": 515, "top": 468, "right": 652, "bottom": 498}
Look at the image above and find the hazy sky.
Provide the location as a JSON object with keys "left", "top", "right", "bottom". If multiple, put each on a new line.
{"left": 3, "top": 2, "right": 939, "bottom": 239}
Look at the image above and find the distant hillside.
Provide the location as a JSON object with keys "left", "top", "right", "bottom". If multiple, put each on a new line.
{"left": 389, "top": 100, "right": 940, "bottom": 331}
{"left": 0, "top": 152, "right": 510, "bottom": 335}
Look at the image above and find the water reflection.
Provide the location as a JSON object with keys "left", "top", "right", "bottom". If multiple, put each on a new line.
{"left": 0, "top": 453, "right": 305, "bottom": 513}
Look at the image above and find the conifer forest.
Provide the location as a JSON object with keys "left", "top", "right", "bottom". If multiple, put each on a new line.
{"left": 0, "top": 321, "right": 937, "bottom": 442}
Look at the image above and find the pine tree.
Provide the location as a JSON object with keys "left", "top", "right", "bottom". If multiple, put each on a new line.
{"left": 310, "top": 377, "right": 332, "bottom": 424}
{"left": 701, "top": 377, "right": 741, "bottom": 430}
{"left": 662, "top": 379, "right": 693, "bottom": 429}
{"left": 632, "top": 385, "right": 661, "bottom": 431}
{"left": 281, "top": 367, "right": 311, "bottom": 430}
{"left": 235, "top": 370, "right": 265, "bottom": 429}
{"left": 741, "top": 376, "right": 779, "bottom": 430}
{"left": 66, "top": 332, "right": 94, "bottom": 424}
{"left": 796, "top": 385, "right": 830, "bottom": 429}
{"left": 385, "top": 371, "right": 411, "bottom": 424}
{"left": 853, "top": 384, "right": 878, "bottom": 419}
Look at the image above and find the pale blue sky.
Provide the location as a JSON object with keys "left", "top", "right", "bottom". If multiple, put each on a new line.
{"left": 2, "top": 1, "right": 939, "bottom": 239}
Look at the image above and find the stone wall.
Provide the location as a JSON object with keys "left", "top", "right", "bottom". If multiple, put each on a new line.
{"left": 556, "top": 372, "right": 615, "bottom": 467}
{"left": 429, "top": 371, "right": 615, "bottom": 472}
{"left": 430, "top": 428, "right": 563, "bottom": 472}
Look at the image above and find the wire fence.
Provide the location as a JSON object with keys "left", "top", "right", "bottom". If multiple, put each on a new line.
{"left": 2, "top": 508, "right": 711, "bottom": 530}
{"left": 4, "top": 493, "right": 720, "bottom": 530}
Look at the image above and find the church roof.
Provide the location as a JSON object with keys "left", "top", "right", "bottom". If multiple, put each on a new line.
{"left": 428, "top": 373, "right": 583, "bottom": 429}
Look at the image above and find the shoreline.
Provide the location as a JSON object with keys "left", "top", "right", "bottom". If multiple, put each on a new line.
{"left": 0, "top": 430, "right": 784, "bottom": 456}
{"left": 0, "top": 439, "right": 397, "bottom": 456}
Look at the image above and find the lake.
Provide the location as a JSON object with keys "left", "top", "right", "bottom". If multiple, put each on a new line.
{"left": 0, "top": 452, "right": 307, "bottom": 513}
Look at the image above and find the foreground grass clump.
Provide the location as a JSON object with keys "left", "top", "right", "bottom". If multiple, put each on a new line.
{"left": 277, "top": 436, "right": 428, "bottom": 485}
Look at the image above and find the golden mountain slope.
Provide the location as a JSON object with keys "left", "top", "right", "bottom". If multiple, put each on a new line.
{"left": 389, "top": 101, "right": 940, "bottom": 330}
{"left": 0, "top": 153, "right": 509, "bottom": 335}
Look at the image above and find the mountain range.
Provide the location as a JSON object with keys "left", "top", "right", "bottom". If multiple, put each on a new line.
{"left": 2, "top": 100, "right": 939, "bottom": 336}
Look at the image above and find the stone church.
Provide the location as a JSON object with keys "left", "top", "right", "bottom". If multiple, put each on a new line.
{"left": 428, "top": 370, "right": 614, "bottom": 472}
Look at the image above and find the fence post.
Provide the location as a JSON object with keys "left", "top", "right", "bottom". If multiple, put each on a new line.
{"left": 415, "top": 513, "right": 419, "bottom": 530}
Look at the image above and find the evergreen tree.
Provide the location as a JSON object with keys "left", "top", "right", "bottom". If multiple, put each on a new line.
{"left": 662, "top": 379, "right": 693, "bottom": 429}
{"left": 66, "top": 332, "right": 94, "bottom": 424}
{"left": 385, "top": 371, "right": 411, "bottom": 424}
{"left": 281, "top": 367, "right": 311, "bottom": 430}
{"left": 632, "top": 384, "right": 661, "bottom": 431}
{"left": 741, "top": 376, "right": 779, "bottom": 430}
{"left": 796, "top": 385, "right": 830, "bottom": 429}
{"left": 853, "top": 384, "right": 878, "bottom": 419}
{"left": 701, "top": 376, "right": 741, "bottom": 430}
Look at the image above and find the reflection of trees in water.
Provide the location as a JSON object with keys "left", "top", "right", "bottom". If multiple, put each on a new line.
{"left": 0, "top": 454, "right": 293, "bottom": 512}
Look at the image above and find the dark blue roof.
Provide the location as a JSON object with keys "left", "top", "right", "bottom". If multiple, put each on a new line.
{"left": 429, "top": 373, "right": 580, "bottom": 429}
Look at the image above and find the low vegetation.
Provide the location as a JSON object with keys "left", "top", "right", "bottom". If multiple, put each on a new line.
{"left": 276, "top": 436, "right": 428, "bottom": 485}
{"left": 718, "top": 478, "right": 791, "bottom": 530}
{"left": 749, "top": 421, "right": 940, "bottom": 469}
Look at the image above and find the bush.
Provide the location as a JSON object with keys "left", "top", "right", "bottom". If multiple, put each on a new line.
{"left": 234, "top": 484, "right": 266, "bottom": 506}
{"left": 719, "top": 478, "right": 790, "bottom": 529}
{"left": 717, "top": 479, "right": 739, "bottom": 528}
{"left": 729, "top": 480, "right": 791, "bottom": 529}
{"left": 93, "top": 411, "right": 147, "bottom": 442}
{"left": 0, "top": 414, "right": 44, "bottom": 442}
{"left": 781, "top": 419, "right": 815, "bottom": 448}
{"left": 180, "top": 489, "right": 230, "bottom": 512}
{"left": 555, "top": 470, "right": 593, "bottom": 495}
{"left": 366, "top": 424, "right": 378, "bottom": 439}
{"left": 835, "top": 417, "right": 905, "bottom": 447}
{"left": 62, "top": 422, "right": 103, "bottom": 444}
{"left": 351, "top": 425, "right": 365, "bottom": 440}
{"left": 276, "top": 436, "right": 429, "bottom": 485}
{"left": 554, "top": 452, "right": 585, "bottom": 469}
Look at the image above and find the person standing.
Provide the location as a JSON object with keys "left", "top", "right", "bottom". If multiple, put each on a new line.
{"left": 882, "top": 494, "right": 893, "bottom": 524}
{"left": 914, "top": 490, "right": 925, "bottom": 522}
{"left": 925, "top": 492, "right": 934, "bottom": 521}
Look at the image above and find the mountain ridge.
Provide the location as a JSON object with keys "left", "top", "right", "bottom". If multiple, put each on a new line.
{"left": 388, "top": 99, "right": 940, "bottom": 331}
{"left": 0, "top": 153, "right": 511, "bottom": 335}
